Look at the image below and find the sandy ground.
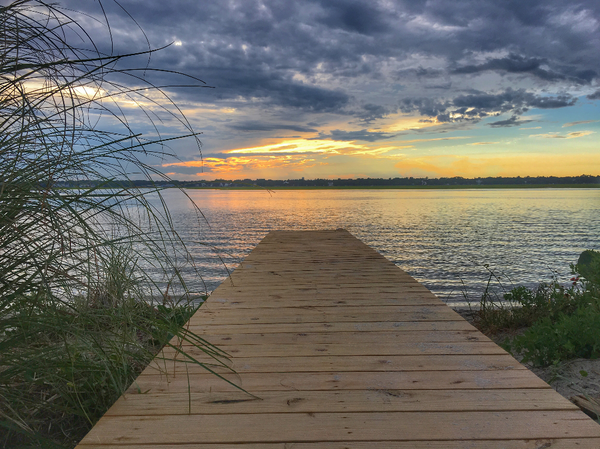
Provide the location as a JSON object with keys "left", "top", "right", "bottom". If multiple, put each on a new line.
{"left": 455, "top": 308, "right": 600, "bottom": 419}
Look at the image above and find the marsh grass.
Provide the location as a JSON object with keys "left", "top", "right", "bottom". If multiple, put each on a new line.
{"left": 0, "top": 1, "right": 235, "bottom": 447}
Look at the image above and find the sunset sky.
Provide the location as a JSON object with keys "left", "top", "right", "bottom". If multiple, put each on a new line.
{"left": 66, "top": 0, "right": 599, "bottom": 180}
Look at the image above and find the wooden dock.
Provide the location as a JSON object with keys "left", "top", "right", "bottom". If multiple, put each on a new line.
{"left": 77, "top": 230, "right": 600, "bottom": 448}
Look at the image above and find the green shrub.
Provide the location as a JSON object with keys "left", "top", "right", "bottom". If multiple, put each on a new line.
{"left": 506, "top": 307, "right": 600, "bottom": 366}
{"left": 473, "top": 281, "right": 578, "bottom": 333}
{"left": 572, "top": 250, "right": 600, "bottom": 307}
{"left": 576, "top": 249, "right": 600, "bottom": 287}
{"left": 472, "top": 248, "right": 600, "bottom": 335}
{"left": 477, "top": 249, "right": 600, "bottom": 367}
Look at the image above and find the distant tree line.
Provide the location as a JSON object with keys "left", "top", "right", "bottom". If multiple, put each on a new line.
{"left": 54, "top": 174, "right": 600, "bottom": 188}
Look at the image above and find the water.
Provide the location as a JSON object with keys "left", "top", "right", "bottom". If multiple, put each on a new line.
{"left": 155, "top": 188, "right": 599, "bottom": 307}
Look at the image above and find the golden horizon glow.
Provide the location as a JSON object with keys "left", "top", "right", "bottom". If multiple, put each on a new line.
{"left": 161, "top": 113, "right": 599, "bottom": 179}
{"left": 161, "top": 150, "right": 600, "bottom": 180}
{"left": 394, "top": 153, "right": 600, "bottom": 178}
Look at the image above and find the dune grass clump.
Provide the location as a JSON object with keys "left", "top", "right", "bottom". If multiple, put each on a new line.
{"left": 0, "top": 1, "right": 229, "bottom": 447}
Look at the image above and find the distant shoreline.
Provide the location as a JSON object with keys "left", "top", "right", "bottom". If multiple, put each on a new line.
{"left": 184, "top": 183, "right": 600, "bottom": 190}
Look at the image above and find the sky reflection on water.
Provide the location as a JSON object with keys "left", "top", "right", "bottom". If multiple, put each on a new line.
{"left": 155, "top": 188, "right": 599, "bottom": 307}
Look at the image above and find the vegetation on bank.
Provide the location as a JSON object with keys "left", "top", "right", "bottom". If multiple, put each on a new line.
{"left": 188, "top": 183, "right": 600, "bottom": 190}
{"left": 0, "top": 2, "right": 230, "bottom": 448}
{"left": 56, "top": 175, "right": 600, "bottom": 190}
{"left": 469, "top": 250, "right": 600, "bottom": 367}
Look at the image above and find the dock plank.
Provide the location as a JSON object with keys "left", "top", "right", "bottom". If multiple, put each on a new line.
{"left": 128, "top": 369, "right": 552, "bottom": 393}
{"left": 76, "top": 441, "right": 600, "bottom": 449}
{"left": 103, "top": 389, "right": 578, "bottom": 415}
{"left": 77, "top": 411, "right": 600, "bottom": 444}
{"left": 76, "top": 230, "right": 600, "bottom": 447}
{"left": 146, "top": 353, "right": 525, "bottom": 374}
{"left": 188, "top": 330, "right": 493, "bottom": 345}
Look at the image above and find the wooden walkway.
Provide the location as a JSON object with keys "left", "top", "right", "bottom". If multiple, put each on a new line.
{"left": 77, "top": 230, "right": 600, "bottom": 448}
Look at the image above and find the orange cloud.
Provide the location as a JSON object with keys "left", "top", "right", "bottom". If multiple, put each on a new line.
{"left": 164, "top": 155, "right": 325, "bottom": 177}
{"left": 227, "top": 139, "right": 366, "bottom": 155}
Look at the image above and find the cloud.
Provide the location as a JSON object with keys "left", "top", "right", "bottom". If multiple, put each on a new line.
{"left": 225, "top": 139, "right": 367, "bottom": 155}
{"left": 55, "top": 0, "right": 600, "bottom": 174}
{"left": 530, "top": 131, "right": 595, "bottom": 139}
{"left": 400, "top": 89, "right": 575, "bottom": 124}
{"left": 587, "top": 90, "right": 600, "bottom": 100}
{"left": 228, "top": 122, "right": 317, "bottom": 133}
{"left": 163, "top": 155, "right": 324, "bottom": 177}
{"left": 316, "top": 0, "right": 390, "bottom": 35}
{"left": 397, "top": 136, "right": 471, "bottom": 144}
{"left": 488, "top": 116, "right": 534, "bottom": 127}
{"left": 453, "top": 54, "right": 546, "bottom": 75}
{"left": 355, "top": 103, "right": 397, "bottom": 122}
{"left": 314, "top": 129, "right": 397, "bottom": 142}
{"left": 67, "top": 0, "right": 599, "bottom": 111}
{"left": 270, "top": 83, "right": 351, "bottom": 112}
{"left": 399, "top": 97, "right": 448, "bottom": 118}
{"left": 470, "top": 142, "right": 499, "bottom": 145}
{"left": 452, "top": 53, "right": 597, "bottom": 84}
{"left": 563, "top": 120, "right": 598, "bottom": 127}
{"left": 452, "top": 89, "right": 576, "bottom": 112}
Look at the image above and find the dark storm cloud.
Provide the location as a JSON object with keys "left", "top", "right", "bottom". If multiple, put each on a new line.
{"left": 61, "top": 0, "right": 600, "bottom": 125}
{"left": 173, "top": 65, "right": 351, "bottom": 112}
{"left": 400, "top": 89, "right": 577, "bottom": 124}
{"left": 415, "top": 67, "right": 446, "bottom": 78}
{"left": 273, "top": 83, "right": 351, "bottom": 112}
{"left": 399, "top": 98, "right": 449, "bottom": 118}
{"left": 453, "top": 54, "right": 597, "bottom": 85}
{"left": 355, "top": 104, "right": 397, "bottom": 123}
{"left": 453, "top": 55, "right": 546, "bottom": 75}
{"left": 315, "top": 0, "right": 390, "bottom": 35}
{"left": 452, "top": 89, "right": 576, "bottom": 112}
{"left": 313, "top": 129, "right": 396, "bottom": 142}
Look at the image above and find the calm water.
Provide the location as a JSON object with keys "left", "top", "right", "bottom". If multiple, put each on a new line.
{"left": 154, "top": 188, "right": 599, "bottom": 307}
